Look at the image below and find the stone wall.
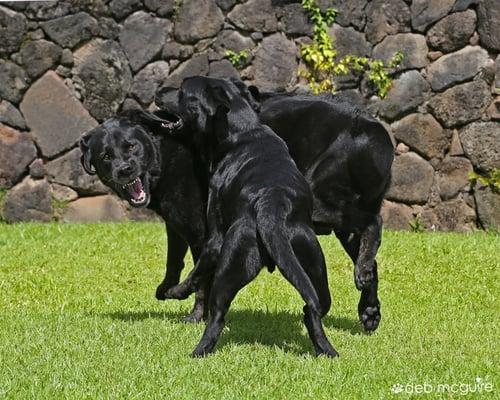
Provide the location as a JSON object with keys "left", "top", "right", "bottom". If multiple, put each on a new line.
{"left": 0, "top": 0, "right": 498, "bottom": 230}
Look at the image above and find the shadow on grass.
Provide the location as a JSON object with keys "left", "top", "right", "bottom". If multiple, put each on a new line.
{"left": 101, "top": 308, "right": 364, "bottom": 356}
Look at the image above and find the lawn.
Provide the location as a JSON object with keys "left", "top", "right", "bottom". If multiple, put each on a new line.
{"left": 0, "top": 223, "right": 498, "bottom": 399}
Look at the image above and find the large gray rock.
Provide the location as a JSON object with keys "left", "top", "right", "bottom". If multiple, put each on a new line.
{"left": 426, "top": 10, "right": 477, "bottom": 53}
{"left": 372, "top": 33, "right": 428, "bottom": 70}
{"left": 0, "top": 124, "right": 37, "bottom": 189}
{"left": 432, "top": 199, "right": 476, "bottom": 232}
{"left": 428, "top": 80, "right": 491, "bottom": 128}
{"left": 459, "top": 122, "right": 500, "bottom": 173}
{"left": 209, "top": 59, "right": 240, "bottom": 79}
{"left": 228, "top": 0, "right": 279, "bottom": 33}
{"left": 0, "top": 6, "right": 27, "bottom": 57}
{"left": 3, "top": 177, "right": 53, "bottom": 223}
{"left": 380, "top": 199, "right": 414, "bottom": 230}
{"left": 213, "top": 30, "right": 256, "bottom": 55}
{"left": 162, "top": 41, "right": 193, "bottom": 60}
{"left": 40, "top": 12, "right": 98, "bottom": 48}
{"left": 392, "top": 113, "right": 448, "bottom": 159}
{"left": 45, "top": 148, "right": 109, "bottom": 196}
{"left": 365, "top": 0, "right": 410, "bottom": 44}
{"left": 20, "top": 71, "right": 97, "bottom": 158}
{"left": 162, "top": 53, "right": 209, "bottom": 88}
{"left": 411, "top": 0, "right": 456, "bottom": 32}
{"left": 386, "top": 152, "right": 435, "bottom": 204}
{"left": 20, "top": 39, "right": 62, "bottom": 79}
{"left": 379, "top": 70, "right": 430, "bottom": 120}
{"left": 23, "top": 1, "right": 72, "bottom": 20}
{"left": 253, "top": 33, "right": 297, "bottom": 91}
{"left": 119, "top": 11, "right": 172, "bottom": 72}
{"left": 73, "top": 39, "right": 132, "bottom": 121}
{"left": 426, "top": 46, "right": 490, "bottom": 91}
{"left": 324, "top": 0, "right": 368, "bottom": 30}
{"left": 477, "top": 0, "right": 500, "bottom": 51}
{"left": 174, "top": 0, "right": 224, "bottom": 44}
{"left": 144, "top": 0, "right": 175, "bottom": 17}
{"left": 62, "top": 195, "right": 126, "bottom": 222}
{"left": 109, "top": 0, "right": 142, "bottom": 20}
{"left": 328, "top": 24, "right": 371, "bottom": 58}
{"left": 281, "top": 3, "right": 313, "bottom": 36}
{"left": 474, "top": 186, "right": 500, "bottom": 229}
{"left": 437, "top": 156, "right": 473, "bottom": 200}
{"left": 0, "top": 60, "right": 29, "bottom": 104}
{"left": 0, "top": 101, "right": 26, "bottom": 130}
{"left": 131, "top": 61, "right": 170, "bottom": 106}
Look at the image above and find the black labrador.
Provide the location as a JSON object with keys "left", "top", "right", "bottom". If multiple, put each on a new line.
{"left": 80, "top": 78, "right": 393, "bottom": 332}
{"left": 80, "top": 109, "right": 213, "bottom": 321}
{"left": 162, "top": 76, "right": 337, "bottom": 357}
{"left": 156, "top": 79, "right": 394, "bottom": 332}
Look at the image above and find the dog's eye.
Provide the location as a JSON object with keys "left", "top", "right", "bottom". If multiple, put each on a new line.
{"left": 128, "top": 144, "right": 136, "bottom": 152}
{"left": 103, "top": 153, "right": 110, "bottom": 161}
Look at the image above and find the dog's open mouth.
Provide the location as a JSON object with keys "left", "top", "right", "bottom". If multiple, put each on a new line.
{"left": 122, "top": 177, "right": 148, "bottom": 206}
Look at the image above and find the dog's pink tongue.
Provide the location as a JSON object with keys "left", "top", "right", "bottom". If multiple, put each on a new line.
{"left": 127, "top": 179, "right": 144, "bottom": 200}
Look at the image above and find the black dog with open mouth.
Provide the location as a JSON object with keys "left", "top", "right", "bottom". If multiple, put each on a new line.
{"left": 80, "top": 110, "right": 210, "bottom": 319}
{"left": 80, "top": 110, "right": 186, "bottom": 209}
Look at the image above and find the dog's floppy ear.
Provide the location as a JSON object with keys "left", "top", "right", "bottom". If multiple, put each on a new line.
{"left": 208, "top": 84, "right": 231, "bottom": 113}
{"left": 120, "top": 109, "right": 183, "bottom": 132}
{"left": 213, "top": 103, "right": 230, "bottom": 142}
{"left": 79, "top": 132, "right": 96, "bottom": 175}
{"left": 228, "top": 78, "right": 260, "bottom": 111}
{"left": 154, "top": 85, "right": 179, "bottom": 111}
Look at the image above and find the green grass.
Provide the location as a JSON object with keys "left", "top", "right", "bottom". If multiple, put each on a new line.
{"left": 0, "top": 223, "right": 498, "bottom": 399}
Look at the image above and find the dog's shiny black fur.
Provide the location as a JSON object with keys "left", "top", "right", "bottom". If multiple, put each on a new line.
{"left": 156, "top": 79, "right": 393, "bottom": 332}
{"left": 81, "top": 77, "right": 394, "bottom": 333}
{"left": 80, "top": 110, "right": 209, "bottom": 321}
{"left": 163, "top": 76, "right": 337, "bottom": 357}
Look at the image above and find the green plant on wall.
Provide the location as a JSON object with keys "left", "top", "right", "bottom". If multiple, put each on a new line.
{"left": 299, "top": 0, "right": 404, "bottom": 96}
{"left": 468, "top": 168, "right": 500, "bottom": 193}
{"left": 224, "top": 49, "right": 249, "bottom": 69}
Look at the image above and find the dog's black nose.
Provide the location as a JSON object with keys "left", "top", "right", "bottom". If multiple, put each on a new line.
{"left": 117, "top": 164, "right": 133, "bottom": 177}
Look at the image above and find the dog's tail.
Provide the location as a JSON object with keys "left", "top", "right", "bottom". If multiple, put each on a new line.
{"left": 255, "top": 201, "right": 322, "bottom": 315}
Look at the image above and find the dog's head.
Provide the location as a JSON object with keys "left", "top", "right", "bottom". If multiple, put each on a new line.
{"left": 79, "top": 109, "right": 181, "bottom": 208}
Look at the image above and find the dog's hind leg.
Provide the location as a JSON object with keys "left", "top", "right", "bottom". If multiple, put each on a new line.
{"left": 257, "top": 219, "right": 338, "bottom": 358}
{"left": 192, "top": 221, "right": 261, "bottom": 357}
{"left": 291, "top": 226, "right": 339, "bottom": 358}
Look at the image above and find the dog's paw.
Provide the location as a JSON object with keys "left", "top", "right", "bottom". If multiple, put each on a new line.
{"left": 191, "top": 347, "right": 211, "bottom": 358}
{"left": 155, "top": 278, "right": 179, "bottom": 300}
{"left": 182, "top": 311, "right": 205, "bottom": 324}
{"left": 354, "top": 267, "right": 375, "bottom": 291}
{"left": 317, "top": 348, "right": 339, "bottom": 358}
{"left": 164, "top": 282, "right": 193, "bottom": 300}
{"left": 155, "top": 283, "right": 170, "bottom": 301}
{"left": 358, "top": 304, "right": 381, "bottom": 332}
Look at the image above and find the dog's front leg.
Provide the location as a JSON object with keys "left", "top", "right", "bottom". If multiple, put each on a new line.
{"left": 156, "top": 224, "right": 189, "bottom": 300}
{"left": 164, "top": 238, "right": 219, "bottom": 300}
{"left": 354, "top": 215, "right": 382, "bottom": 332}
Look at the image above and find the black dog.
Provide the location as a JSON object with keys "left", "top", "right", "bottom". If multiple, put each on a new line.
{"left": 156, "top": 80, "right": 394, "bottom": 332}
{"left": 163, "top": 76, "right": 338, "bottom": 357}
{"left": 80, "top": 109, "right": 213, "bottom": 321}
{"left": 80, "top": 79, "right": 393, "bottom": 332}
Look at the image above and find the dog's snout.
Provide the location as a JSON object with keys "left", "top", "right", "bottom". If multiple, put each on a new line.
{"left": 117, "top": 164, "right": 133, "bottom": 177}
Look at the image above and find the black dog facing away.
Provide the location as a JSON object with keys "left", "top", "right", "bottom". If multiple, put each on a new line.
{"left": 162, "top": 76, "right": 338, "bottom": 357}
{"left": 80, "top": 77, "right": 393, "bottom": 334}
{"left": 156, "top": 79, "right": 394, "bottom": 332}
